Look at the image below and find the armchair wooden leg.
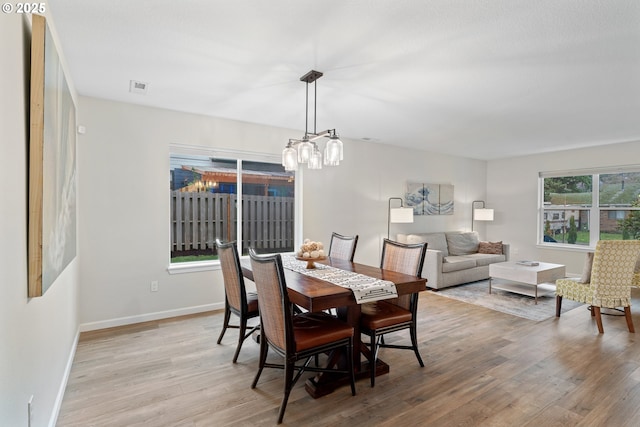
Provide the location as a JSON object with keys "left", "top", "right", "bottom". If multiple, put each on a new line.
{"left": 624, "top": 306, "right": 635, "bottom": 333}
{"left": 555, "top": 295, "right": 562, "bottom": 317}
{"left": 593, "top": 306, "right": 604, "bottom": 333}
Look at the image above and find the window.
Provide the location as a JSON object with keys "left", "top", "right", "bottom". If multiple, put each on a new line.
{"left": 540, "top": 169, "right": 640, "bottom": 247}
{"left": 170, "top": 148, "right": 296, "bottom": 265}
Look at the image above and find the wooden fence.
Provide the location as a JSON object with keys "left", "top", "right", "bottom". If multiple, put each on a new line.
{"left": 170, "top": 192, "right": 295, "bottom": 254}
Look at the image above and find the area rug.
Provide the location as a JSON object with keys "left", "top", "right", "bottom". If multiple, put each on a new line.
{"left": 432, "top": 280, "right": 585, "bottom": 322}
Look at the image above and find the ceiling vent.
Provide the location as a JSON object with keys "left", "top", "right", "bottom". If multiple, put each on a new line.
{"left": 129, "top": 80, "right": 149, "bottom": 95}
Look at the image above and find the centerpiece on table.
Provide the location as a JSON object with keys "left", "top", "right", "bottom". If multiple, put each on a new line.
{"left": 295, "top": 239, "right": 326, "bottom": 269}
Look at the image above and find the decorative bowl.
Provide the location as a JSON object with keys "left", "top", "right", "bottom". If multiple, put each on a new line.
{"left": 295, "top": 256, "right": 327, "bottom": 269}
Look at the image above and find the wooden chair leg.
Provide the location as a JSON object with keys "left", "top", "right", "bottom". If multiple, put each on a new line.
{"left": 555, "top": 295, "right": 562, "bottom": 317}
{"left": 277, "top": 361, "right": 294, "bottom": 424}
{"left": 370, "top": 332, "right": 377, "bottom": 387}
{"left": 624, "top": 306, "right": 635, "bottom": 333}
{"left": 251, "top": 339, "right": 268, "bottom": 389}
{"left": 593, "top": 306, "right": 604, "bottom": 333}
{"left": 217, "top": 305, "right": 231, "bottom": 344}
{"left": 347, "top": 338, "right": 356, "bottom": 396}
{"left": 590, "top": 305, "right": 595, "bottom": 317}
{"left": 232, "top": 317, "right": 247, "bottom": 363}
{"left": 410, "top": 325, "right": 424, "bottom": 367}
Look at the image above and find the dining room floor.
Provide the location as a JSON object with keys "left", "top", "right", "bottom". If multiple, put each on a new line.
{"left": 56, "top": 288, "right": 640, "bottom": 426}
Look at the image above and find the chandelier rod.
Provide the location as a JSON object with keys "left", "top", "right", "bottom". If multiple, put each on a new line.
{"left": 305, "top": 79, "right": 309, "bottom": 137}
{"left": 300, "top": 70, "right": 324, "bottom": 138}
{"left": 303, "top": 79, "right": 319, "bottom": 137}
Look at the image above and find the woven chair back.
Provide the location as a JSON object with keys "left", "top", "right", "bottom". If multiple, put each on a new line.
{"left": 328, "top": 232, "right": 359, "bottom": 262}
{"left": 380, "top": 239, "right": 427, "bottom": 310}
{"left": 217, "top": 241, "right": 245, "bottom": 312}
{"left": 249, "top": 251, "right": 289, "bottom": 351}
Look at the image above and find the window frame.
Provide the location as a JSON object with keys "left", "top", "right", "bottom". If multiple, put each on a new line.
{"left": 538, "top": 166, "right": 640, "bottom": 251}
{"left": 167, "top": 144, "right": 302, "bottom": 274}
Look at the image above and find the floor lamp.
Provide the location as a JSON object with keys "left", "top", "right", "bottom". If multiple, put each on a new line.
{"left": 471, "top": 200, "right": 494, "bottom": 231}
{"left": 388, "top": 197, "right": 414, "bottom": 239}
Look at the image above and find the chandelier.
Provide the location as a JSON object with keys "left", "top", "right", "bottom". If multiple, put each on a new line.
{"left": 282, "top": 70, "right": 343, "bottom": 171}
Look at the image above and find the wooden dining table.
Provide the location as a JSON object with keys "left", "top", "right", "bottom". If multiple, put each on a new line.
{"left": 241, "top": 255, "right": 427, "bottom": 398}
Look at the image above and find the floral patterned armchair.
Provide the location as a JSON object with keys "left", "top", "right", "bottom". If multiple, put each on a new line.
{"left": 555, "top": 240, "right": 640, "bottom": 333}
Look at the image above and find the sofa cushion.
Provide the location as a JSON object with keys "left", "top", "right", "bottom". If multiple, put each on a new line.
{"left": 405, "top": 233, "right": 449, "bottom": 256}
{"left": 464, "top": 253, "right": 506, "bottom": 267}
{"left": 478, "top": 241, "right": 503, "bottom": 255}
{"left": 442, "top": 256, "right": 477, "bottom": 273}
{"left": 445, "top": 231, "right": 480, "bottom": 256}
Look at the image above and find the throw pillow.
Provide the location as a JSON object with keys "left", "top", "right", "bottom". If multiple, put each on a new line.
{"left": 446, "top": 231, "right": 480, "bottom": 256}
{"left": 406, "top": 233, "right": 449, "bottom": 256}
{"left": 579, "top": 252, "right": 594, "bottom": 284}
{"left": 478, "top": 241, "right": 503, "bottom": 255}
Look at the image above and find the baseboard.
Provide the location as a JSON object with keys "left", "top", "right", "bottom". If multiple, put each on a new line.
{"left": 79, "top": 303, "right": 224, "bottom": 332}
{"left": 49, "top": 327, "right": 80, "bottom": 427}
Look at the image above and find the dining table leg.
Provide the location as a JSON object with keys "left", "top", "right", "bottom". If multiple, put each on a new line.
{"left": 304, "top": 304, "right": 389, "bottom": 398}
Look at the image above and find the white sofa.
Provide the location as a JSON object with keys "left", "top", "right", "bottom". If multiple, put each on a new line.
{"left": 397, "top": 231, "right": 509, "bottom": 290}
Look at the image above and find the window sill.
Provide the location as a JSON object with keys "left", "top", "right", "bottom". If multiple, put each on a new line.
{"left": 167, "top": 260, "right": 221, "bottom": 275}
{"left": 536, "top": 243, "right": 595, "bottom": 252}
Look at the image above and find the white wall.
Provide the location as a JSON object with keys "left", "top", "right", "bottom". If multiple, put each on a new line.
{"left": 487, "top": 140, "right": 640, "bottom": 275}
{"left": 304, "top": 139, "right": 488, "bottom": 262}
{"left": 77, "top": 96, "right": 489, "bottom": 328}
{"left": 0, "top": 12, "right": 80, "bottom": 427}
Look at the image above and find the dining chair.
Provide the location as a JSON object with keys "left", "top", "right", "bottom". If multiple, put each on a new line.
{"left": 328, "top": 232, "right": 359, "bottom": 262}
{"left": 249, "top": 249, "right": 356, "bottom": 424}
{"left": 215, "top": 239, "right": 260, "bottom": 363}
{"left": 360, "top": 238, "right": 427, "bottom": 387}
{"left": 556, "top": 239, "right": 640, "bottom": 333}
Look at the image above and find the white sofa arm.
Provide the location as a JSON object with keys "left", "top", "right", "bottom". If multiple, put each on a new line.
{"left": 422, "top": 249, "right": 444, "bottom": 289}
{"left": 502, "top": 243, "right": 510, "bottom": 261}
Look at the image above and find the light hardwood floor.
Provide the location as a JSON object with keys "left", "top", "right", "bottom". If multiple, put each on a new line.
{"left": 57, "top": 289, "right": 640, "bottom": 426}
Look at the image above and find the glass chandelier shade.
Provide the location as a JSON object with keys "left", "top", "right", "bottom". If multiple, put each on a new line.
{"left": 297, "top": 139, "right": 313, "bottom": 163}
{"left": 308, "top": 147, "right": 323, "bottom": 169}
{"left": 324, "top": 134, "right": 342, "bottom": 166}
{"left": 282, "top": 146, "right": 298, "bottom": 171}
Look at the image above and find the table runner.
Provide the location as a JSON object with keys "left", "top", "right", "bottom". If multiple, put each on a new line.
{"left": 281, "top": 256, "right": 398, "bottom": 304}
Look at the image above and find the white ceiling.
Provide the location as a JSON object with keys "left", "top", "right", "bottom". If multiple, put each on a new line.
{"left": 48, "top": 0, "right": 640, "bottom": 160}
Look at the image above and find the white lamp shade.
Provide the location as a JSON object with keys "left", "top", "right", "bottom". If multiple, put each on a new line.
{"left": 474, "top": 208, "right": 494, "bottom": 221}
{"left": 390, "top": 207, "right": 414, "bottom": 223}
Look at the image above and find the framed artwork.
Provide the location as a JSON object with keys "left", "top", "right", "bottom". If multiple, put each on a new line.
{"left": 28, "top": 15, "right": 77, "bottom": 297}
{"left": 405, "top": 182, "right": 454, "bottom": 215}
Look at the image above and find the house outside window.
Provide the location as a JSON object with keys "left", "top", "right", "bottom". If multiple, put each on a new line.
{"left": 170, "top": 149, "right": 296, "bottom": 265}
{"left": 540, "top": 170, "right": 640, "bottom": 247}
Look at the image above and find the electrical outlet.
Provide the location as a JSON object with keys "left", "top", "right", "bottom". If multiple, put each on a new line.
{"left": 28, "top": 395, "right": 33, "bottom": 427}
{"left": 151, "top": 281, "right": 159, "bottom": 292}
